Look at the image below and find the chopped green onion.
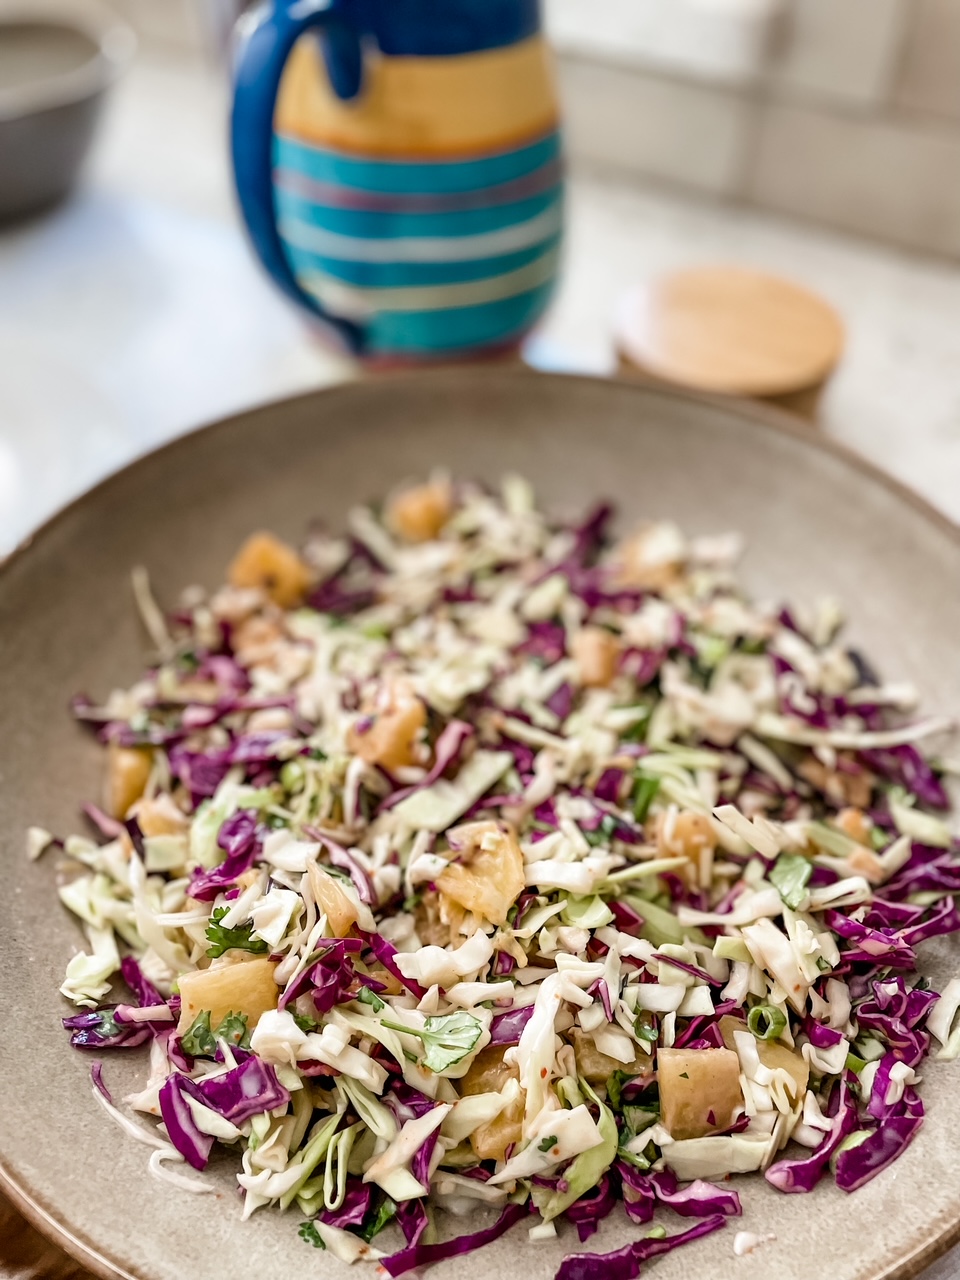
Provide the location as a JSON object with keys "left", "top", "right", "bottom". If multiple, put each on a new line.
{"left": 631, "top": 774, "right": 660, "bottom": 823}
{"left": 747, "top": 1004, "right": 787, "bottom": 1041}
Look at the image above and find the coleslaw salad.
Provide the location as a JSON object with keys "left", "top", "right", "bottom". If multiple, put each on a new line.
{"left": 35, "top": 474, "right": 959, "bottom": 1278}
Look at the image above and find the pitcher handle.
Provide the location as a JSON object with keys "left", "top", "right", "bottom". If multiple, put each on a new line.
{"left": 231, "top": 0, "right": 364, "bottom": 351}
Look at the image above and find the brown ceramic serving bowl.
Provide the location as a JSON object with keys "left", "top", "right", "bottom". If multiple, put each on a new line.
{"left": 0, "top": 372, "right": 958, "bottom": 1280}
{"left": 0, "top": 6, "right": 134, "bottom": 222}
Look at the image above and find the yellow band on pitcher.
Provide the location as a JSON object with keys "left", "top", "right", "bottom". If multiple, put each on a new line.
{"left": 275, "top": 35, "right": 560, "bottom": 158}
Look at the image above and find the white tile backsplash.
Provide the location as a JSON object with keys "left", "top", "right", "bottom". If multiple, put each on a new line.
{"left": 546, "top": 0, "right": 784, "bottom": 85}
{"left": 747, "top": 100, "right": 960, "bottom": 256}
{"left": 896, "top": 0, "right": 960, "bottom": 121}
{"left": 768, "top": 0, "right": 909, "bottom": 105}
{"left": 558, "top": 55, "right": 754, "bottom": 195}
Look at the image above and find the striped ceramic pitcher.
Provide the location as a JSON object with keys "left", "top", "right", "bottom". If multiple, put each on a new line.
{"left": 231, "top": 0, "right": 563, "bottom": 361}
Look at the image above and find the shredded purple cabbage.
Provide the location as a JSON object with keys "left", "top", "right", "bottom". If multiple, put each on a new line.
{"left": 380, "top": 1203, "right": 527, "bottom": 1277}
{"left": 317, "top": 1180, "right": 372, "bottom": 1230}
{"left": 395, "top": 1197, "right": 430, "bottom": 1247}
{"left": 189, "top": 809, "right": 262, "bottom": 900}
{"left": 836, "top": 1089, "right": 924, "bottom": 1192}
{"left": 379, "top": 720, "right": 473, "bottom": 812}
{"left": 566, "top": 1174, "right": 617, "bottom": 1242}
{"left": 158, "top": 1074, "right": 215, "bottom": 1170}
{"left": 649, "top": 1170, "right": 742, "bottom": 1218}
{"left": 194, "top": 1056, "right": 290, "bottom": 1125}
{"left": 278, "top": 938, "right": 363, "bottom": 1012}
{"left": 361, "top": 931, "right": 426, "bottom": 999}
{"left": 765, "top": 1075, "right": 859, "bottom": 1193}
{"left": 554, "top": 1213, "right": 728, "bottom": 1280}
{"left": 90, "top": 1061, "right": 112, "bottom": 1104}
{"left": 489, "top": 1004, "right": 536, "bottom": 1045}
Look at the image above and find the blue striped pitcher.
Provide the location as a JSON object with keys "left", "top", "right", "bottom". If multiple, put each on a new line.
{"left": 231, "top": 0, "right": 564, "bottom": 361}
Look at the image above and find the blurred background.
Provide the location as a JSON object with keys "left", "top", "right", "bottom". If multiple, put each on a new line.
{"left": 2, "top": 0, "right": 960, "bottom": 552}
{"left": 3, "top": 3, "right": 960, "bottom": 1271}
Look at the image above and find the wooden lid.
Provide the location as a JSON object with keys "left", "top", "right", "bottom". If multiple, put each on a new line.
{"left": 615, "top": 266, "right": 845, "bottom": 398}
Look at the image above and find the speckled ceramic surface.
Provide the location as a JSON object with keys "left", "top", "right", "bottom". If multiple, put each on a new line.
{"left": 1, "top": 371, "right": 958, "bottom": 1280}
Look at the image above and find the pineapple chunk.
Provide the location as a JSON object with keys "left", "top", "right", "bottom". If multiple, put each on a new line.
{"left": 227, "top": 531, "right": 311, "bottom": 608}
{"left": 414, "top": 891, "right": 457, "bottom": 947}
{"left": 835, "top": 807, "right": 872, "bottom": 845}
{"left": 460, "top": 1044, "right": 516, "bottom": 1094}
{"left": 654, "top": 809, "right": 716, "bottom": 888}
{"left": 472, "top": 1094, "right": 524, "bottom": 1161}
{"left": 658, "top": 1046, "right": 743, "bottom": 1140}
{"left": 131, "top": 794, "right": 187, "bottom": 838}
{"left": 459, "top": 1046, "right": 524, "bottom": 1161}
{"left": 436, "top": 822, "right": 525, "bottom": 928}
{"left": 756, "top": 1040, "right": 809, "bottom": 1099}
{"left": 177, "top": 956, "right": 279, "bottom": 1033}
{"left": 570, "top": 627, "right": 620, "bottom": 688}
{"left": 364, "top": 965, "right": 404, "bottom": 997}
{"left": 104, "top": 743, "right": 152, "bottom": 819}
{"left": 719, "top": 1016, "right": 809, "bottom": 1099}
{"left": 569, "top": 1027, "right": 648, "bottom": 1085}
{"left": 385, "top": 479, "right": 452, "bottom": 543}
{"left": 232, "top": 615, "right": 284, "bottom": 667}
{"left": 348, "top": 691, "right": 426, "bottom": 771}
{"left": 615, "top": 524, "right": 685, "bottom": 592}
{"left": 308, "top": 861, "right": 360, "bottom": 938}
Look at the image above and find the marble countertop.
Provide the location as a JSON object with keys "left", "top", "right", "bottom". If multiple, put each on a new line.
{"left": 1, "top": 41, "right": 958, "bottom": 1280}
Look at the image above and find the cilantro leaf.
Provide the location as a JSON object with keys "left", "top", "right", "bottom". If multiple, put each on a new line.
{"left": 381, "top": 1011, "right": 483, "bottom": 1073}
{"left": 359, "top": 1196, "right": 397, "bottom": 1243}
{"left": 537, "top": 1134, "right": 558, "bottom": 1152}
{"left": 292, "top": 1012, "right": 320, "bottom": 1034}
{"left": 298, "top": 1222, "right": 325, "bottom": 1249}
{"left": 180, "top": 1010, "right": 216, "bottom": 1058}
{"left": 606, "top": 1069, "right": 639, "bottom": 1110}
{"left": 181, "top": 1009, "right": 250, "bottom": 1056}
{"left": 357, "top": 985, "right": 385, "bottom": 1013}
{"left": 215, "top": 1011, "right": 251, "bottom": 1049}
{"left": 769, "top": 853, "right": 812, "bottom": 910}
{"left": 205, "top": 906, "right": 269, "bottom": 959}
{"left": 418, "top": 1012, "right": 484, "bottom": 1072}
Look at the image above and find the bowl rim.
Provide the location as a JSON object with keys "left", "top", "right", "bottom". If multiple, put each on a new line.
{"left": 0, "top": 5, "right": 135, "bottom": 123}
{"left": 0, "top": 368, "right": 958, "bottom": 1280}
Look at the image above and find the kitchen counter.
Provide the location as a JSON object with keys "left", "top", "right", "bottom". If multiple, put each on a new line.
{"left": 2, "top": 47, "right": 960, "bottom": 555}
{"left": 1, "top": 41, "right": 958, "bottom": 1280}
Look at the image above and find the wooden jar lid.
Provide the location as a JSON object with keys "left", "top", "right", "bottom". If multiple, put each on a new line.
{"left": 615, "top": 266, "right": 845, "bottom": 399}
